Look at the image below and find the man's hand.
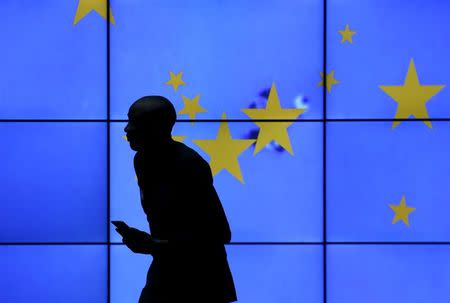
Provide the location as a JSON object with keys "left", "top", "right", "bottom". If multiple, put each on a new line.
{"left": 120, "top": 227, "right": 153, "bottom": 254}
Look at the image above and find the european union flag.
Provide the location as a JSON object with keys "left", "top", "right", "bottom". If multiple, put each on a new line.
{"left": 327, "top": 0, "right": 449, "bottom": 118}
{"left": 110, "top": 0, "right": 323, "bottom": 119}
{"left": 326, "top": 0, "right": 450, "bottom": 301}
{"left": 112, "top": 120, "right": 323, "bottom": 243}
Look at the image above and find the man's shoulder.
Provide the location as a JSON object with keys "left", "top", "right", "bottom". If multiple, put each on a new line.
{"left": 173, "top": 141, "right": 206, "bottom": 165}
{"left": 133, "top": 142, "right": 210, "bottom": 172}
{"left": 175, "top": 141, "right": 204, "bottom": 162}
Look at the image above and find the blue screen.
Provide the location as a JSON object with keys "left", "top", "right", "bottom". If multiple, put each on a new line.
{"left": 327, "top": 122, "right": 450, "bottom": 241}
{"left": 327, "top": 0, "right": 450, "bottom": 118}
{"left": 0, "top": 122, "right": 107, "bottom": 242}
{"left": 111, "top": 244, "right": 323, "bottom": 303}
{"left": 110, "top": 245, "right": 151, "bottom": 303}
{"left": 110, "top": 0, "right": 324, "bottom": 120}
{"left": 328, "top": 245, "right": 450, "bottom": 302}
{"left": 111, "top": 121, "right": 323, "bottom": 242}
{"left": 0, "top": 245, "right": 107, "bottom": 302}
{"left": 0, "top": 1, "right": 106, "bottom": 119}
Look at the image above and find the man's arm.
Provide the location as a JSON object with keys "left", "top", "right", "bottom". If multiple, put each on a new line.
{"left": 120, "top": 227, "right": 168, "bottom": 256}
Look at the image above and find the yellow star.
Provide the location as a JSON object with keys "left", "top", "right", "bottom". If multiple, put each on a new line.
{"left": 73, "top": 0, "right": 115, "bottom": 25}
{"left": 123, "top": 134, "right": 186, "bottom": 143}
{"left": 318, "top": 70, "right": 340, "bottom": 93}
{"left": 389, "top": 195, "right": 416, "bottom": 227}
{"left": 178, "top": 95, "right": 207, "bottom": 124}
{"left": 339, "top": 24, "right": 356, "bottom": 44}
{"left": 165, "top": 71, "right": 186, "bottom": 92}
{"left": 379, "top": 58, "right": 445, "bottom": 129}
{"left": 172, "top": 135, "right": 186, "bottom": 142}
{"left": 192, "top": 113, "right": 255, "bottom": 183}
{"left": 242, "top": 83, "right": 304, "bottom": 155}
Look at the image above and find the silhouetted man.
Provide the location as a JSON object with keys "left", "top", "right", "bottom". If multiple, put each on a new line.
{"left": 117, "top": 96, "right": 238, "bottom": 302}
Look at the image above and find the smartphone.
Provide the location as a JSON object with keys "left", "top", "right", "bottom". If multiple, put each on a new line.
{"left": 111, "top": 220, "right": 129, "bottom": 232}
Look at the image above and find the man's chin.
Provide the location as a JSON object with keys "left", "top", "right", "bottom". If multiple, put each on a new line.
{"left": 129, "top": 142, "right": 140, "bottom": 151}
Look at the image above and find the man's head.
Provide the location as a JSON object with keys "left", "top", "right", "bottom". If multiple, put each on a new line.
{"left": 124, "top": 96, "right": 176, "bottom": 151}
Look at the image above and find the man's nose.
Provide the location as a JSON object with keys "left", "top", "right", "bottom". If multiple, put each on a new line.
{"left": 124, "top": 124, "right": 129, "bottom": 133}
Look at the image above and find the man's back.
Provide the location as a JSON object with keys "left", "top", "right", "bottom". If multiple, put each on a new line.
{"left": 134, "top": 140, "right": 238, "bottom": 302}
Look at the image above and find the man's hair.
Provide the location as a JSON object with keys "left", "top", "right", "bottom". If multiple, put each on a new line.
{"left": 132, "top": 95, "right": 176, "bottom": 134}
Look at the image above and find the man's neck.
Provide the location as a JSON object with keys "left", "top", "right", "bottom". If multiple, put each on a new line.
{"left": 142, "top": 137, "right": 174, "bottom": 154}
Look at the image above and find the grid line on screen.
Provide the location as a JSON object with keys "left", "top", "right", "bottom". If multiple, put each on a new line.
{"left": 107, "top": 1, "right": 111, "bottom": 303}
{"left": 2, "top": 242, "right": 450, "bottom": 246}
{"left": 322, "top": 0, "right": 328, "bottom": 302}
{"left": 1, "top": 118, "right": 450, "bottom": 122}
